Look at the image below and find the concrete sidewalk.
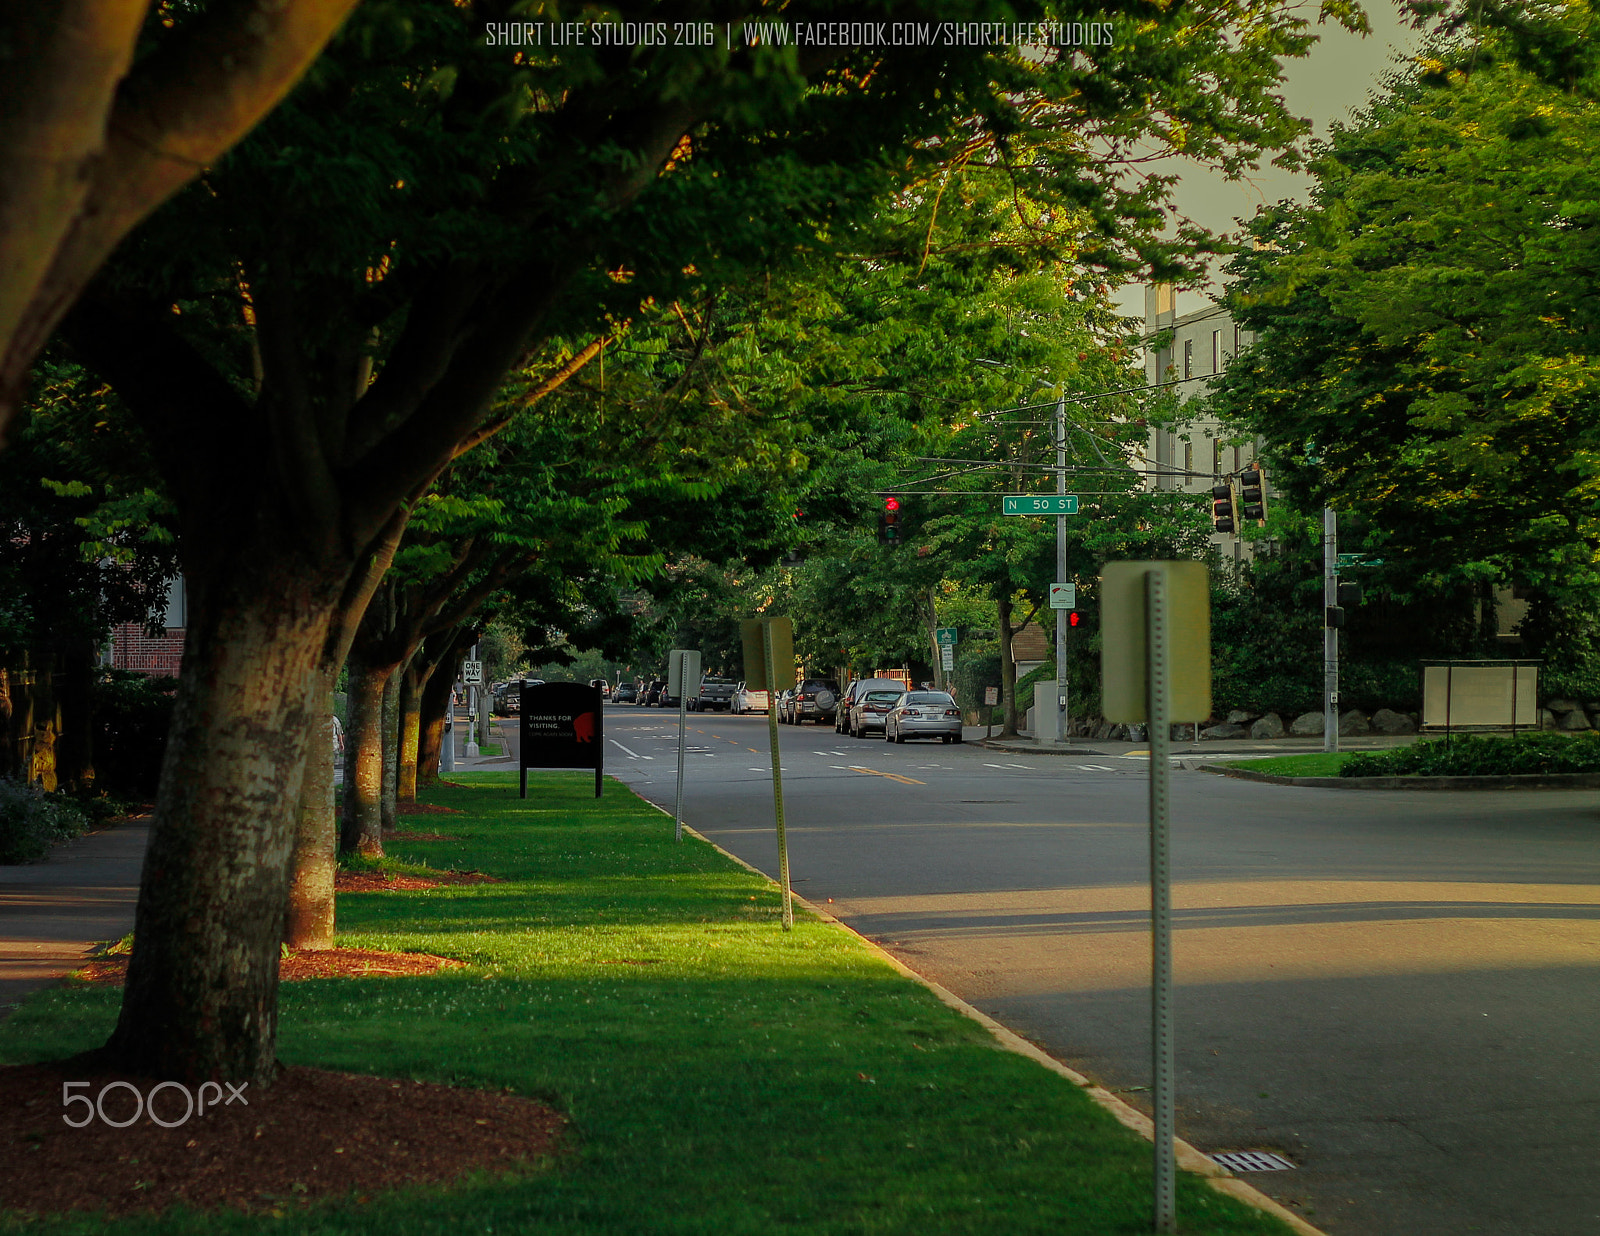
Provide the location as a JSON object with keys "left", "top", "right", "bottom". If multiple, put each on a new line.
{"left": 0, "top": 815, "right": 149, "bottom": 1022}
{"left": 979, "top": 730, "right": 1424, "bottom": 760}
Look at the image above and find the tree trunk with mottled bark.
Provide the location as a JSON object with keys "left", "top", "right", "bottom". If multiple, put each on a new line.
{"left": 285, "top": 671, "right": 336, "bottom": 950}
{"left": 398, "top": 658, "right": 423, "bottom": 802}
{"left": 380, "top": 668, "right": 399, "bottom": 833}
{"left": 103, "top": 560, "right": 336, "bottom": 1084}
{"left": 340, "top": 654, "right": 390, "bottom": 858}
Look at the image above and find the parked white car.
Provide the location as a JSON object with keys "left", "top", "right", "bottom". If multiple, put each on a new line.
{"left": 732, "top": 683, "right": 771, "bottom": 714}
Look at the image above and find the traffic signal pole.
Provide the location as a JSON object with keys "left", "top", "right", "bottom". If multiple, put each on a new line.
{"left": 1324, "top": 507, "right": 1339, "bottom": 754}
{"left": 1055, "top": 394, "right": 1070, "bottom": 745}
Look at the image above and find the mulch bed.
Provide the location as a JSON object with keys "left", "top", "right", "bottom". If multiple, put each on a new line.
{"left": 396, "top": 802, "right": 465, "bottom": 816}
{"left": 335, "top": 869, "right": 502, "bottom": 892}
{"left": 0, "top": 1061, "right": 566, "bottom": 1217}
{"left": 386, "top": 831, "right": 458, "bottom": 842}
{"left": 73, "top": 948, "right": 468, "bottom": 986}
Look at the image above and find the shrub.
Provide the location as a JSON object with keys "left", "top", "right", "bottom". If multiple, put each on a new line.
{"left": 0, "top": 778, "right": 91, "bottom": 864}
{"left": 1341, "top": 731, "right": 1600, "bottom": 778}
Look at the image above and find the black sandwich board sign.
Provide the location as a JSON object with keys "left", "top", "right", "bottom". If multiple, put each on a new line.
{"left": 519, "top": 681, "right": 603, "bottom": 798}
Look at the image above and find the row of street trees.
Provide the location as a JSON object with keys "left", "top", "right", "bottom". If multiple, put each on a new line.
{"left": 6, "top": 0, "right": 1366, "bottom": 1083}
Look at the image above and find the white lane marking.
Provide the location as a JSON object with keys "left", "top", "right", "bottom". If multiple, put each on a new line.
{"left": 1073, "top": 764, "right": 1116, "bottom": 771}
{"left": 609, "top": 739, "right": 652, "bottom": 759}
{"left": 982, "top": 761, "right": 1035, "bottom": 770}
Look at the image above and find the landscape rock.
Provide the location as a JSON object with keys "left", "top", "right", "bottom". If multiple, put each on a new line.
{"left": 1558, "top": 708, "right": 1592, "bottom": 731}
{"left": 1546, "top": 698, "right": 1582, "bottom": 713}
{"left": 1093, "top": 719, "right": 1116, "bottom": 740}
{"left": 1370, "top": 708, "right": 1416, "bottom": 734}
{"left": 1539, "top": 708, "right": 1556, "bottom": 730}
{"left": 1289, "top": 711, "right": 1325, "bottom": 736}
{"left": 1249, "top": 712, "right": 1285, "bottom": 740}
{"left": 1202, "top": 723, "right": 1249, "bottom": 740}
{"left": 1226, "top": 710, "right": 1256, "bottom": 725}
{"left": 1339, "top": 709, "right": 1370, "bottom": 736}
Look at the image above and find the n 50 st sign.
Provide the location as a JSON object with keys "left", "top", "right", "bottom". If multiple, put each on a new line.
{"left": 1003, "top": 494, "right": 1079, "bottom": 515}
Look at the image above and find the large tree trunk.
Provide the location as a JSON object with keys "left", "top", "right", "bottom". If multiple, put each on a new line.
{"left": 380, "top": 668, "right": 399, "bottom": 833}
{"left": 417, "top": 636, "right": 469, "bottom": 788}
{"left": 0, "top": 666, "right": 12, "bottom": 779}
{"left": 398, "top": 657, "right": 423, "bottom": 802}
{"left": 340, "top": 654, "right": 391, "bottom": 858}
{"left": 103, "top": 562, "right": 334, "bottom": 1084}
{"left": 285, "top": 670, "right": 336, "bottom": 950}
{"left": 998, "top": 593, "right": 1020, "bottom": 739}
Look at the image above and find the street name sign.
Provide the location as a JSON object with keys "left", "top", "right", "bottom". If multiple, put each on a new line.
{"left": 1004, "top": 494, "right": 1079, "bottom": 516}
{"left": 1049, "top": 583, "right": 1077, "bottom": 610}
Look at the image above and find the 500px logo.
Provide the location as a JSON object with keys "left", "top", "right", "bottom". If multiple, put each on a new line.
{"left": 62, "top": 1080, "right": 249, "bottom": 1128}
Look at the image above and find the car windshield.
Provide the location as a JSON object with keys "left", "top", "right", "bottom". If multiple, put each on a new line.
{"left": 865, "top": 690, "right": 903, "bottom": 703}
{"left": 904, "top": 693, "right": 953, "bottom": 705}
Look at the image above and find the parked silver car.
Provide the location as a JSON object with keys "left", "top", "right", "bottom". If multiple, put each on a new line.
{"left": 732, "top": 682, "right": 770, "bottom": 714}
{"left": 837, "top": 678, "right": 907, "bottom": 734}
{"left": 847, "top": 686, "right": 906, "bottom": 738}
{"left": 885, "top": 691, "right": 963, "bottom": 743}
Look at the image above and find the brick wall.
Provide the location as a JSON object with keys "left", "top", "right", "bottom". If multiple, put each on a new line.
{"left": 110, "top": 623, "right": 186, "bottom": 676}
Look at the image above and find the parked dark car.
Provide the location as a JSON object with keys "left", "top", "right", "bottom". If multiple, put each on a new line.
{"left": 885, "top": 690, "right": 963, "bottom": 743}
{"left": 784, "top": 677, "right": 839, "bottom": 725}
{"left": 836, "top": 678, "right": 907, "bottom": 734}
{"left": 492, "top": 682, "right": 521, "bottom": 715}
{"left": 642, "top": 679, "right": 666, "bottom": 706}
{"left": 614, "top": 680, "right": 638, "bottom": 703}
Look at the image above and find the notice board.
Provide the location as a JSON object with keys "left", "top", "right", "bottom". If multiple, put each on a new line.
{"left": 519, "top": 681, "right": 603, "bottom": 798}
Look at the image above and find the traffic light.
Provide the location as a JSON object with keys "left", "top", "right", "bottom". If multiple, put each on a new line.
{"left": 1238, "top": 466, "right": 1267, "bottom": 523}
{"left": 1069, "top": 611, "right": 1081, "bottom": 627}
{"left": 1210, "top": 482, "right": 1237, "bottom": 534}
{"left": 878, "top": 496, "right": 901, "bottom": 544}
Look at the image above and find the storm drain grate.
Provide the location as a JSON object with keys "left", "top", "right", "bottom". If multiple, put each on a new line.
{"left": 1212, "top": 1151, "right": 1295, "bottom": 1173}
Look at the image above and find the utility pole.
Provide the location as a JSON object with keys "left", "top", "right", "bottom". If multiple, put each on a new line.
{"left": 1055, "top": 393, "right": 1070, "bottom": 745}
{"left": 1324, "top": 508, "right": 1339, "bottom": 754}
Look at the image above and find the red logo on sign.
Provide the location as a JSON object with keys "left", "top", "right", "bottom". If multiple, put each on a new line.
{"left": 573, "top": 712, "right": 596, "bottom": 743}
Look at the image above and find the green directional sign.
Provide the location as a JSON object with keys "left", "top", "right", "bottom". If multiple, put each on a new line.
{"left": 935, "top": 627, "right": 958, "bottom": 647}
{"left": 1003, "top": 494, "right": 1079, "bottom": 516}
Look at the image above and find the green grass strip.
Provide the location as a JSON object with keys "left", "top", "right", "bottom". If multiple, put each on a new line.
{"left": 1224, "top": 754, "right": 1352, "bottom": 778}
{"left": 0, "top": 772, "right": 1298, "bottom": 1235}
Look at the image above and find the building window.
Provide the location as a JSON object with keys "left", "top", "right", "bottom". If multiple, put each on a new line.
{"left": 1183, "top": 339, "right": 1193, "bottom": 379}
{"left": 1212, "top": 329, "right": 1222, "bottom": 372}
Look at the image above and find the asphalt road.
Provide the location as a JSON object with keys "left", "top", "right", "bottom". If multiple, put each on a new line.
{"left": 516, "top": 703, "right": 1600, "bottom": 1236}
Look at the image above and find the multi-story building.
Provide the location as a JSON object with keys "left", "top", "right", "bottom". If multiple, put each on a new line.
{"left": 1143, "top": 284, "right": 1261, "bottom": 565}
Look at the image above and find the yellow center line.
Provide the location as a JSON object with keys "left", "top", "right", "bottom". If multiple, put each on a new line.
{"left": 848, "top": 765, "right": 925, "bottom": 786}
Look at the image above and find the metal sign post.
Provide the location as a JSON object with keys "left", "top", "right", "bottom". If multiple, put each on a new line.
{"left": 1145, "top": 568, "right": 1176, "bottom": 1235}
{"left": 1324, "top": 508, "right": 1339, "bottom": 754}
{"left": 668, "top": 649, "right": 701, "bottom": 843}
{"left": 762, "top": 623, "right": 794, "bottom": 932}
{"left": 1100, "top": 561, "right": 1210, "bottom": 1236}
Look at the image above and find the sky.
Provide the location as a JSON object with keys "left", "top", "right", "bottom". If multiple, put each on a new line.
{"left": 1115, "top": 0, "right": 1425, "bottom": 318}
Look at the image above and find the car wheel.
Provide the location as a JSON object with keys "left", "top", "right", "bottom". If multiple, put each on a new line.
{"left": 884, "top": 724, "right": 894, "bottom": 742}
{"left": 894, "top": 728, "right": 907, "bottom": 744}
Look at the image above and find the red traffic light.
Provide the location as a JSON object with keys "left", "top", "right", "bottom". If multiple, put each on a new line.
{"left": 1069, "top": 612, "right": 1081, "bottom": 627}
{"left": 884, "top": 497, "right": 900, "bottom": 512}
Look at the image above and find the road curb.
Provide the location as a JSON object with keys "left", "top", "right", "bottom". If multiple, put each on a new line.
{"left": 1207, "top": 766, "right": 1600, "bottom": 790}
{"left": 631, "top": 795, "right": 1326, "bottom": 1236}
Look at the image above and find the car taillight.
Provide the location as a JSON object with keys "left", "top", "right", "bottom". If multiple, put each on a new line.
{"left": 945, "top": 709, "right": 960, "bottom": 717}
